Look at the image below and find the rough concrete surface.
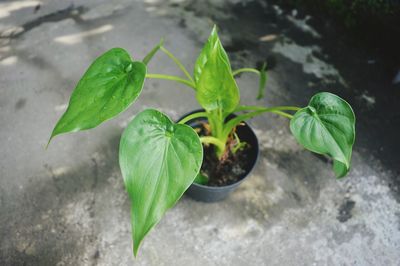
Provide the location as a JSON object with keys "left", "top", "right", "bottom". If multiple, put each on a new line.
{"left": 0, "top": 0, "right": 399, "bottom": 265}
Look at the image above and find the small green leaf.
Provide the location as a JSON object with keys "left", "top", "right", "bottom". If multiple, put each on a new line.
{"left": 194, "top": 25, "right": 240, "bottom": 116}
{"left": 257, "top": 63, "right": 268, "bottom": 100}
{"left": 194, "top": 173, "right": 209, "bottom": 185}
{"left": 49, "top": 48, "right": 146, "bottom": 142}
{"left": 290, "top": 92, "right": 355, "bottom": 177}
{"left": 119, "top": 109, "right": 203, "bottom": 256}
{"left": 142, "top": 38, "right": 164, "bottom": 65}
{"left": 194, "top": 26, "right": 230, "bottom": 83}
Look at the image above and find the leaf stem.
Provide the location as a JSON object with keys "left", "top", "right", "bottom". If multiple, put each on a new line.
{"left": 142, "top": 38, "right": 164, "bottom": 65}
{"left": 178, "top": 112, "right": 208, "bottom": 125}
{"left": 160, "top": 46, "right": 195, "bottom": 84}
{"left": 199, "top": 136, "right": 226, "bottom": 153}
{"left": 222, "top": 106, "right": 301, "bottom": 138}
{"left": 232, "top": 68, "right": 260, "bottom": 76}
{"left": 234, "top": 105, "right": 301, "bottom": 112}
{"left": 145, "top": 73, "right": 196, "bottom": 90}
{"left": 270, "top": 110, "right": 293, "bottom": 119}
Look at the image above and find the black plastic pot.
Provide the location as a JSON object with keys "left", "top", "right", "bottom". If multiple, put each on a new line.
{"left": 177, "top": 109, "right": 259, "bottom": 202}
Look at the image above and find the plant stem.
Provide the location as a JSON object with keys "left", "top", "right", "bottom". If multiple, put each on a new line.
{"left": 270, "top": 110, "right": 293, "bottom": 119}
{"left": 232, "top": 68, "right": 260, "bottom": 76}
{"left": 206, "top": 109, "right": 226, "bottom": 158}
{"left": 145, "top": 74, "right": 196, "bottom": 90}
{"left": 199, "top": 136, "right": 226, "bottom": 155}
{"left": 142, "top": 38, "right": 164, "bottom": 65}
{"left": 222, "top": 105, "right": 301, "bottom": 139}
{"left": 160, "top": 46, "right": 195, "bottom": 84}
{"left": 178, "top": 112, "right": 208, "bottom": 125}
{"left": 235, "top": 105, "right": 301, "bottom": 112}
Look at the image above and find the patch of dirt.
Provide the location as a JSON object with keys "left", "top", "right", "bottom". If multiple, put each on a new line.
{"left": 201, "top": 143, "right": 250, "bottom": 187}
{"left": 194, "top": 122, "right": 252, "bottom": 187}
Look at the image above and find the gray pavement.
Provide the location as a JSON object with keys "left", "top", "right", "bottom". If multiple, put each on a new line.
{"left": 0, "top": 0, "right": 399, "bottom": 265}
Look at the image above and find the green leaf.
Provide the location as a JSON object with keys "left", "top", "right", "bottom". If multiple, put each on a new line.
{"left": 193, "top": 26, "right": 230, "bottom": 83}
{"left": 142, "top": 38, "right": 164, "bottom": 65}
{"left": 119, "top": 109, "right": 203, "bottom": 256}
{"left": 257, "top": 63, "right": 268, "bottom": 100}
{"left": 194, "top": 25, "right": 240, "bottom": 116}
{"left": 194, "top": 173, "right": 208, "bottom": 185}
{"left": 49, "top": 48, "right": 146, "bottom": 142}
{"left": 290, "top": 92, "right": 355, "bottom": 178}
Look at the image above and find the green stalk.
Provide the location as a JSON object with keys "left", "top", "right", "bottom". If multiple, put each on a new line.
{"left": 204, "top": 109, "right": 226, "bottom": 158}
{"left": 232, "top": 68, "right": 260, "bottom": 76}
{"left": 222, "top": 105, "right": 301, "bottom": 139}
{"left": 178, "top": 112, "right": 208, "bottom": 125}
{"left": 200, "top": 136, "right": 226, "bottom": 155}
{"left": 142, "top": 38, "right": 164, "bottom": 65}
{"left": 179, "top": 110, "right": 226, "bottom": 159}
{"left": 160, "top": 46, "right": 195, "bottom": 84}
{"left": 145, "top": 74, "right": 196, "bottom": 90}
{"left": 234, "top": 105, "right": 301, "bottom": 112}
{"left": 269, "top": 110, "right": 293, "bottom": 119}
{"left": 232, "top": 67, "right": 268, "bottom": 100}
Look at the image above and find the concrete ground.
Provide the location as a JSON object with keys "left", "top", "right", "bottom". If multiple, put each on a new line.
{"left": 1, "top": 0, "right": 399, "bottom": 265}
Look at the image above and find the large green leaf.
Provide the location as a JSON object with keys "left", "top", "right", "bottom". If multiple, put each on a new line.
{"left": 290, "top": 92, "right": 355, "bottom": 177}
{"left": 49, "top": 48, "right": 146, "bottom": 142}
{"left": 119, "top": 109, "right": 203, "bottom": 256}
{"left": 194, "top": 25, "right": 240, "bottom": 116}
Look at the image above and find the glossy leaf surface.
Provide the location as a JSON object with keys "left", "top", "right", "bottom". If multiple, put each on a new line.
{"left": 290, "top": 92, "right": 355, "bottom": 177}
{"left": 194, "top": 26, "right": 239, "bottom": 115}
{"left": 119, "top": 109, "right": 203, "bottom": 255}
{"left": 50, "top": 48, "right": 146, "bottom": 141}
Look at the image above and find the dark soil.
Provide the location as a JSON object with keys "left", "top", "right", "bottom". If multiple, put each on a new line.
{"left": 201, "top": 144, "right": 250, "bottom": 187}
{"left": 193, "top": 122, "right": 251, "bottom": 187}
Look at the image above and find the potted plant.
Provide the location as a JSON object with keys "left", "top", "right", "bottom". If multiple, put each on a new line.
{"left": 48, "top": 26, "right": 355, "bottom": 256}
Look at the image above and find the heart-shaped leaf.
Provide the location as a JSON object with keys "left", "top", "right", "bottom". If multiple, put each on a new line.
{"left": 49, "top": 48, "right": 146, "bottom": 142}
{"left": 290, "top": 92, "right": 355, "bottom": 177}
{"left": 119, "top": 109, "right": 203, "bottom": 255}
{"left": 194, "top": 25, "right": 239, "bottom": 116}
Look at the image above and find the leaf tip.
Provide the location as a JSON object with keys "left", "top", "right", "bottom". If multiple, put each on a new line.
{"left": 45, "top": 138, "right": 52, "bottom": 150}
{"left": 132, "top": 226, "right": 146, "bottom": 258}
{"left": 46, "top": 131, "right": 57, "bottom": 150}
{"left": 210, "top": 24, "right": 219, "bottom": 40}
{"left": 133, "top": 245, "right": 139, "bottom": 258}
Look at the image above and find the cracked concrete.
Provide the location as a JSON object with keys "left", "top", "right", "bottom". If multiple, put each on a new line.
{"left": 0, "top": 0, "right": 399, "bottom": 265}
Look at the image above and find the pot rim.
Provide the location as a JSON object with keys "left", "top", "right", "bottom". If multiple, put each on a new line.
{"left": 177, "top": 108, "right": 260, "bottom": 190}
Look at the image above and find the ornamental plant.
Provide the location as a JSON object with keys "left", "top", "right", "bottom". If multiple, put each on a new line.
{"left": 48, "top": 26, "right": 356, "bottom": 256}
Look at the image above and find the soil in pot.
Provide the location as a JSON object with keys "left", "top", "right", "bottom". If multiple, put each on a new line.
{"left": 192, "top": 121, "right": 254, "bottom": 187}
